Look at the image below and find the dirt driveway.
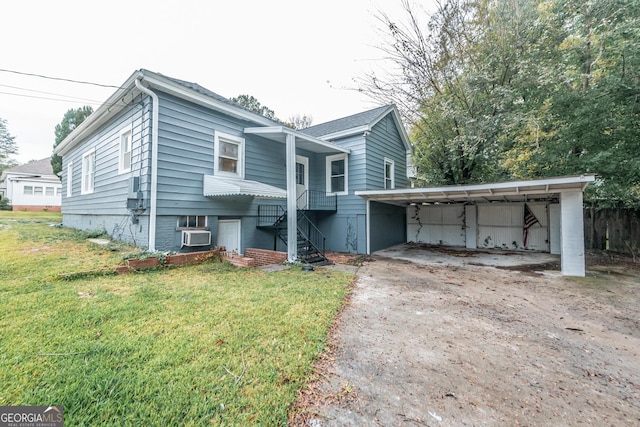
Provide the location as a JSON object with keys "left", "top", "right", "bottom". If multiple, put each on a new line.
{"left": 292, "top": 245, "right": 640, "bottom": 426}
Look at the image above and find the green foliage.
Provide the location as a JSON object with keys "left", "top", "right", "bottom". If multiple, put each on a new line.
{"left": 230, "top": 94, "right": 277, "bottom": 120}
{"left": 367, "top": 0, "right": 640, "bottom": 206}
{"left": 0, "top": 197, "right": 11, "bottom": 211}
{"left": 0, "top": 215, "right": 353, "bottom": 425}
{"left": 0, "top": 117, "right": 19, "bottom": 175}
{"left": 51, "top": 106, "right": 93, "bottom": 175}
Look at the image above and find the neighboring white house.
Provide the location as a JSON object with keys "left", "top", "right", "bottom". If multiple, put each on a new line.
{"left": 0, "top": 158, "right": 62, "bottom": 212}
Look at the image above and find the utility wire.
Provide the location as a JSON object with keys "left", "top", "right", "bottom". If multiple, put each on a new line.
{"left": 0, "top": 68, "right": 122, "bottom": 89}
{"left": 0, "top": 91, "right": 103, "bottom": 105}
{"left": 0, "top": 83, "right": 105, "bottom": 104}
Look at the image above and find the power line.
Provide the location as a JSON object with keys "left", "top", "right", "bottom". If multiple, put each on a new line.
{"left": 0, "top": 68, "right": 122, "bottom": 89}
{"left": 0, "top": 83, "right": 105, "bottom": 104}
{"left": 0, "top": 91, "right": 103, "bottom": 105}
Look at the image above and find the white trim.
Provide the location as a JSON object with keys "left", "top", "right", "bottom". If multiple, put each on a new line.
{"left": 384, "top": 157, "right": 395, "bottom": 189}
{"left": 214, "top": 131, "right": 245, "bottom": 179}
{"left": 134, "top": 78, "right": 159, "bottom": 252}
{"left": 80, "top": 149, "right": 95, "bottom": 195}
{"left": 118, "top": 125, "right": 133, "bottom": 174}
{"left": 177, "top": 215, "right": 208, "bottom": 229}
{"left": 244, "top": 126, "right": 350, "bottom": 154}
{"left": 326, "top": 153, "right": 348, "bottom": 196}
{"left": 296, "top": 155, "right": 309, "bottom": 209}
{"left": 66, "top": 162, "right": 73, "bottom": 197}
{"left": 217, "top": 219, "right": 242, "bottom": 254}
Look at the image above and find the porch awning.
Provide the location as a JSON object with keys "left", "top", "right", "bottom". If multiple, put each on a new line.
{"left": 203, "top": 175, "right": 286, "bottom": 199}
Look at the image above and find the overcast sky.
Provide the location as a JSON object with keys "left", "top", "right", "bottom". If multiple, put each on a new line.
{"left": 0, "top": 0, "right": 425, "bottom": 164}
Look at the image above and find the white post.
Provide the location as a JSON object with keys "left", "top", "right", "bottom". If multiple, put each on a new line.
{"left": 560, "top": 191, "right": 586, "bottom": 276}
{"left": 285, "top": 134, "right": 297, "bottom": 262}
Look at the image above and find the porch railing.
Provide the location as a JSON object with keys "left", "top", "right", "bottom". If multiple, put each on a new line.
{"left": 257, "top": 205, "right": 286, "bottom": 227}
{"left": 297, "top": 190, "right": 337, "bottom": 211}
{"left": 297, "top": 209, "right": 326, "bottom": 258}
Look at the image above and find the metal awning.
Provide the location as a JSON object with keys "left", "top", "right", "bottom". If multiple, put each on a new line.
{"left": 203, "top": 175, "right": 286, "bottom": 199}
{"left": 356, "top": 175, "right": 596, "bottom": 206}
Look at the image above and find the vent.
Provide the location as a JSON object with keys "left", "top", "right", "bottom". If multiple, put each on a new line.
{"left": 181, "top": 230, "right": 211, "bottom": 247}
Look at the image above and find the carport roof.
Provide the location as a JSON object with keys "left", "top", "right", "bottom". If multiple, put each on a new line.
{"left": 356, "top": 175, "right": 596, "bottom": 206}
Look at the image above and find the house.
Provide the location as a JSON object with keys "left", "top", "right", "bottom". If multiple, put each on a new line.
{"left": 54, "top": 69, "right": 412, "bottom": 263}
{"left": 0, "top": 158, "right": 62, "bottom": 212}
{"left": 54, "top": 69, "right": 592, "bottom": 276}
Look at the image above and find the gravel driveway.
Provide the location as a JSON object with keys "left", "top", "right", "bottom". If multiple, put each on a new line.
{"left": 292, "top": 246, "right": 640, "bottom": 426}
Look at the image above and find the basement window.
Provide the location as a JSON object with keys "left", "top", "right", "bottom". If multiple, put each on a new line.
{"left": 177, "top": 215, "right": 208, "bottom": 229}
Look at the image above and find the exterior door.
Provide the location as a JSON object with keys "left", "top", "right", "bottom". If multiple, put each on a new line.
{"left": 296, "top": 155, "right": 309, "bottom": 210}
{"left": 217, "top": 219, "right": 241, "bottom": 253}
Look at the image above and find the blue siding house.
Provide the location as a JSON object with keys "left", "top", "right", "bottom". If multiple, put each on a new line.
{"left": 55, "top": 69, "right": 412, "bottom": 262}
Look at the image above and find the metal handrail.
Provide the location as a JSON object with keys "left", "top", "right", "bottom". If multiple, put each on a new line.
{"left": 296, "top": 210, "right": 326, "bottom": 257}
{"left": 257, "top": 205, "right": 286, "bottom": 227}
{"left": 296, "top": 190, "right": 337, "bottom": 211}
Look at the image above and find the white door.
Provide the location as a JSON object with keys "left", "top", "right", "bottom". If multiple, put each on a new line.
{"left": 217, "top": 219, "right": 241, "bottom": 253}
{"left": 296, "top": 155, "right": 309, "bottom": 210}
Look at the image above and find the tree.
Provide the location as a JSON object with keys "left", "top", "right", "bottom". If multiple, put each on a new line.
{"left": 284, "top": 114, "right": 313, "bottom": 130}
{"left": 363, "top": 0, "right": 640, "bottom": 206}
{"left": 51, "top": 106, "right": 93, "bottom": 175}
{"left": 0, "top": 118, "right": 18, "bottom": 176}
{"left": 230, "top": 95, "right": 277, "bottom": 120}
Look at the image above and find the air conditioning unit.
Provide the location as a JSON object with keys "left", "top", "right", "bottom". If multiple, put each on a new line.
{"left": 182, "top": 230, "right": 211, "bottom": 247}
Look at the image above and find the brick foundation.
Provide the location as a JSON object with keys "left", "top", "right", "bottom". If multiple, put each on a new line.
{"left": 221, "top": 251, "right": 256, "bottom": 267}
{"left": 12, "top": 205, "right": 61, "bottom": 212}
{"left": 244, "top": 248, "right": 287, "bottom": 267}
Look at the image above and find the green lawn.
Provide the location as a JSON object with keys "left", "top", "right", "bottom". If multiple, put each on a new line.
{"left": 0, "top": 213, "right": 353, "bottom": 425}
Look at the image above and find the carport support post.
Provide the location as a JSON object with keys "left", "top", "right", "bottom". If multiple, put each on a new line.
{"left": 285, "top": 134, "right": 297, "bottom": 262}
{"left": 560, "top": 191, "right": 586, "bottom": 276}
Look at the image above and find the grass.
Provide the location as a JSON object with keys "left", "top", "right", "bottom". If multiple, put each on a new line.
{"left": 0, "top": 213, "right": 353, "bottom": 425}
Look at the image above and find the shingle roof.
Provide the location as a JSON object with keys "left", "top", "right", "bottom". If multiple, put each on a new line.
{"left": 5, "top": 158, "right": 55, "bottom": 176}
{"left": 159, "top": 73, "right": 281, "bottom": 125}
{"left": 301, "top": 105, "right": 391, "bottom": 138}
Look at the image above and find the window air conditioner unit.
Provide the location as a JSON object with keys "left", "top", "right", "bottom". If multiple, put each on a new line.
{"left": 181, "top": 230, "right": 211, "bottom": 247}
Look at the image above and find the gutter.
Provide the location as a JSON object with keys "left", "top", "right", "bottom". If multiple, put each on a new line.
{"left": 134, "top": 78, "right": 159, "bottom": 252}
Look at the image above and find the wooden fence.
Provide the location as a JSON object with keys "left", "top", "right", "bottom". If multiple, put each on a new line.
{"left": 584, "top": 207, "right": 640, "bottom": 253}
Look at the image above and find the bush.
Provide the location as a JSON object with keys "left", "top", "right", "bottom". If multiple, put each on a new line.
{"left": 0, "top": 198, "right": 11, "bottom": 211}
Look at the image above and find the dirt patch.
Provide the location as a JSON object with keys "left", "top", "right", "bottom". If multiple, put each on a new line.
{"left": 291, "top": 252, "right": 640, "bottom": 426}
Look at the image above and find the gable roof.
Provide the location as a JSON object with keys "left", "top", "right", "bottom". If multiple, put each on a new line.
{"left": 301, "top": 105, "right": 412, "bottom": 153}
{"left": 3, "top": 158, "right": 55, "bottom": 177}
{"left": 302, "top": 105, "right": 390, "bottom": 138}
{"left": 55, "top": 69, "right": 283, "bottom": 156}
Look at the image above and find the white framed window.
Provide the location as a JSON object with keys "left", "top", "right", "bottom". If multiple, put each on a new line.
{"left": 326, "top": 153, "right": 348, "bottom": 195}
{"left": 34, "top": 186, "right": 43, "bottom": 195}
{"left": 119, "top": 126, "right": 132, "bottom": 174}
{"left": 24, "top": 186, "right": 33, "bottom": 195}
{"left": 56, "top": 187, "right": 62, "bottom": 196}
{"left": 384, "top": 158, "right": 395, "bottom": 189}
{"left": 45, "top": 187, "right": 55, "bottom": 196}
{"left": 214, "top": 131, "right": 244, "bottom": 178}
{"left": 81, "top": 150, "right": 95, "bottom": 195}
{"left": 66, "top": 162, "right": 73, "bottom": 197}
{"left": 177, "top": 215, "right": 208, "bottom": 229}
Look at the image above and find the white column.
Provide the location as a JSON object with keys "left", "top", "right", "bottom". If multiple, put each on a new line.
{"left": 285, "top": 134, "right": 297, "bottom": 262}
{"left": 560, "top": 191, "right": 586, "bottom": 276}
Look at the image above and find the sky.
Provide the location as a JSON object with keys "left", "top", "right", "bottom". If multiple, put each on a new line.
{"left": 0, "top": 0, "right": 423, "bottom": 164}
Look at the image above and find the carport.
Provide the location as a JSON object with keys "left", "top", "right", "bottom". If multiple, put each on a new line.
{"left": 356, "top": 174, "right": 596, "bottom": 276}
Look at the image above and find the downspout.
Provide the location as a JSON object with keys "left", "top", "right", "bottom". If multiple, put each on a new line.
{"left": 134, "top": 78, "right": 159, "bottom": 251}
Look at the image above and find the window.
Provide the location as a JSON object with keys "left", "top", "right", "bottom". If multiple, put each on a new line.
{"left": 34, "top": 186, "right": 43, "bottom": 195}
{"left": 384, "top": 158, "right": 395, "bottom": 189}
{"left": 24, "top": 186, "right": 33, "bottom": 195}
{"left": 81, "top": 150, "right": 95, "bottom": 194}
{"left": 296, "top": 162, "right": 305, "bottom": 186}
{"left": 56, "top": 187, "right": 62, "bottom": 196}
{"left": 177, "top": 215, "right": 208, "bottom": 229}
{"left": 326, "top": 153, "right": 348, "bottom": 195}
{"left": 45, "top": 187, "right": 55, "bottom": 196}
{"left": 66, "top": 162, "right": 73, "bottom": 197}
{"left": 214, "top": 132, "right": 244, "bottom": 178}
{"left": 119, "top": 126, "right": 132, "bottom": 173}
